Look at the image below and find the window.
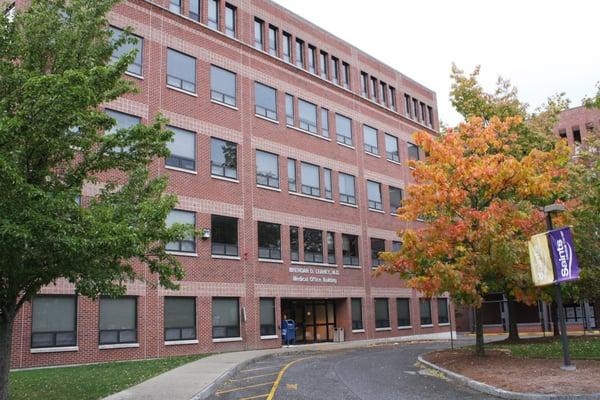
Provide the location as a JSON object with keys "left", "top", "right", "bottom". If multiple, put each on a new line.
{"left": 427, "top": 106, "right": 434, "bottom": 127}
{"left": 167, "top": 48, "right": 196, "bottom": 93}
{"left": 385, "top": 134, "right": 400, "bottom": 162}
{"left": 166, "top": 126, "right": 196, "bottom": 171}
{"left": 225, "top": 4, "right": 236, "bottom": 37}
{"left": 339, "top": 173, "right": 356, "bottom": 205}
{"left": 327, "top": 232, "right": 336, "bottom": 264}
{"left": 99, "top": 297, "right": 137, "bottom": 345}
{"left": 404, "top": 94, "right": 411, "bottom": 116}
{"left": 282, "top": 32, "right": 291, "bottom": 62}
{"left": 208, "top": 0, "right": 219, "bottom": 29}
{"left": 360, "top": 72, "right": 368, "bottom": 97}
{"left": 254, "top": 18, "right": 264, "bottom": 50}
{"left": 363, "top": 125, "right": 379, "bottom": 155}
{"left": 370, "top": 238, "right": 385, "bottom": 267}
{"left": 413, "top": 98, "right": 419, "bottom": 120}
{"left": 211, "top": 215, "right": 238, "bottom": 256}
{"left": 389, "top": 186, "right": 403, "bottom": 214}
{"left": 370, "top": 77, "right": 378, "bottom": 100}
{"left": 407, "top": 143, "right": 420, "bottom": 161}
{"left": 211, "top": 65, "right": 236, "bottom": 106}
{"left": 285, "top": 94, "right": 294, "bottom": 126}
{"left": 256, "top": 150, "right": 279, "bottom": 188}
{"left": 380, "top": 81, "right": 387, "bottom": 105}
{"left": 342, "top": 62, "right": 350, "bottom": 89}
{"left": 342, "top": 234, "right": 359, "bottom": 266}
{"left": 258, "top": 222, "right": 281, "bottom": 260}
{"left": 421, "top": 102, "right": 427, "bottom": 122}
{"left": 260, "top": 298, "right": 276, "bottom": 336}
{"left": 166, "top": 210, "right": 196, "bottom": 253}
{"left": 301, "top": 162, "right": 320, "bottom": 197}
{"left": 298, "top": 99, "right": 318, "bottom": 133}
{"left": 307, "top": 45, "right": 316, "bottom": 74}
{"left": 288, "top": 158, "right": 297, "bottom": 192}
{"left": 397, "top": 298, "right": 411, "bottom": 327}
{"left": 211, "top": 137, "right": 237, "bottom": 179}
{"left": 304, "top": 228, "right": 323, "bottom": 263}
{"left": 255, "top": 82, "right": 277, "bottom": 120}
{"left": 110, "top": 27, "right": 144, "bottom": 76}
{"left": 319, "top": 51, "right": 328, "bottom": 79}
{"left": 324, "top": 168, "right": 332, "bottom": 200}
{"left": 374, "top": 298, "right": 390, "bottom": 328}
{"left": 212, "top": 298, "right": 240, "bottom": 338}
{"left": 31, "top": 296, "right": 77, "bottom": 348}
{"left": 559, "top": 129, "right": 567, "bottom": 139}
{"left": 189, "top": 0, "right": 200, "bottom": 21}
{"left": 164, "top": 297, "right": 196, "bottom": 341}
{"left": 420, "top": 299, "right": 432, "bottom": 325}
{"left": 389, "top": 87, "right": 397, "bottom": 111}
{"left": 169, "top": 0, "right": 181, "bottom": 13}
{"left": 268, "top": 25, "right": 278, "bottom": 56}
{"left": 573, "top": 127, "right": 582, "bottom": 143}
{"left": 321, "top": 108, "right": 330, "bottom": 137}
{"left": 105, "top": 109, "right": 140, "bottom": 135}
{"left": 295, "top": 38, "right": 304, "bottom": 67}
{"left": 335, "top": 114, "right": 353, "bottom": 146}
{"left": 331, "top": 57, "right": 340, "bottom": 84}
{"left": 392, "top": 241, "right": 402, "bottom": 252}
{"left": 367, "top": 180, "right": 383, "bottom": 211}
{"left": 351, "top": 298, "right": 363, "bottom": 330}
{"left": 290, "top": 226, "right": 299, "bottom": 261}
{"left": 438, "top": 298, "right": 449, "bottom": 324}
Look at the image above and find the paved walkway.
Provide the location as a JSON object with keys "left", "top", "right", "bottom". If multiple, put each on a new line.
{"left": 103, "top": 332, "right": 458, "bottom": 400}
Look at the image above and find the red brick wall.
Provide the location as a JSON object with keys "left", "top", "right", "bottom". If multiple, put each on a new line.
{"left": 9, "top": 0, "right": 449, "bottom": 369}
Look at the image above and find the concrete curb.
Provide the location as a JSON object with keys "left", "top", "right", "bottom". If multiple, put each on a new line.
{"left": 417, "top": 354, "right": 600, "bottom": 400}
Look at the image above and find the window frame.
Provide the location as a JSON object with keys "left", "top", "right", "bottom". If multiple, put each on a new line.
{"left": 351, "top": 298, "right": 363, "bottom": 330}
{"left": 255, "top": 82, "right": 278, "bottom": 120}
{"left": 327, "top": 231, "right": 336, "bottom": 264}
{"left": 389, "top": 186, "right": 403, "bottom": 215}
{"left": 324, "top": 168, "right": 333, "bottom": 200}
{"left": 374, "top": 298, "right": 390, "bottom": 329}
{"left": 420, "top": 298, "right": 433, "bottom": 326}
{"left": 164, "top": 297, "right": 197, "bottom": 342}
{"left": 210, "top": 137, "right": 238, "bottom": 179}
{"left": 385, "top": 133, "right": 400, "bottom": 162}
{"left": 370, "top": 238, "right": 385, "bottom": 267}
{"left": 295, "top": 38, "right": 304, "bottom": 68}
{"left": 207, "top": 0, "right": 219, "bottom": 29}
{"left": 307, "top": 45, "right": 316, "bottom": 74}
{"left": 290, "top": 226, "right": 299, "bottom": 261}
{"left": 367, "top": 180, "right": 383, "bottom": 211}
{"left": 319, "top": 51, "right": 329, "bottom": 79}
{"left": 224, "top": 4, "right": 236, "bottom": 37}
{"left": 363, "top": 125, "right": 379, "bottom": 155}
{"left": 287, "top": 158, "right": 297, "bottom": 192}
{"left": 268, "top": 25, "right": 278, "bottom": 56}
{"left": 31, "top": 295, "right": 78, "bottom": 349}
{"left": 342, "top": 234, "right": 359, "bottom": 266}
{"left": 189, "top": 0, "right": 200, "bottom": 21}
{"left": 342, "top": 62, "right": 350, "bottom": 89}
{"left": 258, "top": 222, "right": 282, "bottom": 260}
{"left": 166, "top": 125, "right": 196, "bottom": 171}
{"left": 437, "top": 298, "right": 449, "bottom": 324}
{"left": 321, "top": 108, "right": 330, "bottom": 138}
{"left": 211, "top": 215, "right": 239, "bottom": 257}
{"left": 165, "top": 209, "right": 196, "bottom": 254}
{"left": 397, "top": 298, "right": 411, "bottom": 327}
{"left": 210, "top": 65, "right": 237, "bottom": 107}
{"left": 256, "top": 150, "right": 280, "bottom": 189}
{"left": 166, "top": 48, "right": 196, "bottom": 94}
{"left": 338, "top": 173, "right": 356, "bottom": 205}
{"left": 285, "top": 94, "right": 295, "bottom": 126}
{"left": 303, "top": 228, "right": 324, "bottom": 264}
{"left": 260, "top": 298, "right": 276, "bottom": 336}
{"left": 335, "top": 113, "right": 353, "bottom": 146}
{"left": 99, "top": 297, "right": 138, "bottom": 345}
{"left": 254, "top": 18, "right": 264, "bottom": 50}
{"left": 212, "top": 297, "right": 240, "bottom": 339}
{"left": 110, "top": 26, "right": 144, "bottom": 77}
{"left": 407, "top": 142, "right": 420, "bottom": 161}
{"left": 300, "top": 162, "right": 321, "bottom": 197}
{"left": 298, "top": 99, "right": 318, "bottom": 133}
{"left": 282, "top": 32, "right": 291, "bottom": 62}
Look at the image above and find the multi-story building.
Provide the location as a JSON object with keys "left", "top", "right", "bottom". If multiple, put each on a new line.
{"left": 8, "top": 0, "right": 451, "bottom": 369}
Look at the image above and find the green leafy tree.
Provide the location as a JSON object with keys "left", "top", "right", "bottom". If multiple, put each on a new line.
{"left": 0, "top": 2, "right": 189, "bottom": 399}
{"left": 449, "top": 64, "right": 570, "bottom": 340}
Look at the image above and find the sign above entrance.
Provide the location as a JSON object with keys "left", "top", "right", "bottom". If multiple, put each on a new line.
{"left": 289, "top": 266, "right": 339, "bottom": 284}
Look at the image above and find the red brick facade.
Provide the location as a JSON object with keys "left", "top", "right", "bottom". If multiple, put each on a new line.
{"left": 9, "top": 0, "right": 452, "bottom": 369}
{"left": 554, "top": 106, "right": 600, "bottom": 148}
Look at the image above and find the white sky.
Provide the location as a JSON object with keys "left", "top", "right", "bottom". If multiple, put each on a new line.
{"left": 273, "top": 0, "right": 600, "bottom": 127}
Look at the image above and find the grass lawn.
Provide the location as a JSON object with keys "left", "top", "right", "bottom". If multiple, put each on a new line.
{"left": 10, "top": 354, "right": 206, "bottom": 400}
{"left": 488, "top": 335, "right": 600, "bottom": 360}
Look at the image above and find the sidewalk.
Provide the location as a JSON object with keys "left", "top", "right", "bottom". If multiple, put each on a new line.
{"left": 103, "top": 332, "right": 458, "bottom": 400}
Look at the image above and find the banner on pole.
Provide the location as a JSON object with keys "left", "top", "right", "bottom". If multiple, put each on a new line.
{"left": 528, "top": 227, "right": 580, "bottom": 286}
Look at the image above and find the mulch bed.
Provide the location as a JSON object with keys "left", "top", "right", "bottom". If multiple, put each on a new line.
{"left": 424, "top": 349, "right": 600, "bottom": 395}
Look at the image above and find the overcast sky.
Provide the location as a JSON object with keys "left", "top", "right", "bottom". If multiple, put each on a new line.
{"left": 273, "top": 0, "right": 600, "bottom": 127}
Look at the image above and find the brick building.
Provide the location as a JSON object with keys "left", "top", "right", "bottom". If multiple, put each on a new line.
{"left": 7, "top": 0, "right": 453, "bottom": 369}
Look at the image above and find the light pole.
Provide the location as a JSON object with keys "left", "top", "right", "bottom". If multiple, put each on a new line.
{"left": 543, "top": 204, "right": 576, "bottom": 371}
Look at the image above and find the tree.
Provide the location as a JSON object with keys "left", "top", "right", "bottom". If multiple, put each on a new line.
{"left": 379, "top": 116, "right": 571, "bottom": 356}
{"left": 0, "top": 2, "right": 189, "bottom": 399}
{"left": 449, "top": 64, "right": 570, "bottom": 340}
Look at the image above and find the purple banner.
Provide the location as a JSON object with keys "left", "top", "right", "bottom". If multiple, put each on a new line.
{"left": 548, "top": 227, "right": 580, "bottom": 283}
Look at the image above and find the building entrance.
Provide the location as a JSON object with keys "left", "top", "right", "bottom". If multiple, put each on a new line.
{"left": 281, "top": 299, "right": 336, "bottom": 343}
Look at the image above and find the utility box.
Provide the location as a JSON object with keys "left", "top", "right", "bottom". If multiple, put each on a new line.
{"left": 333, "top": 327, "right": 344, "bottom": 342}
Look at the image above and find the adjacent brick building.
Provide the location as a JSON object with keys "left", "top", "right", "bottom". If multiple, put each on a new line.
{"left": 8, "top": 0, "right": 453, "bottom": 369}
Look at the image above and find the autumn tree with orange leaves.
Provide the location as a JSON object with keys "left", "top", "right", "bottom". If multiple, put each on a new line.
{"left": 380, "top": 116, "right": 571, "bottom": 356}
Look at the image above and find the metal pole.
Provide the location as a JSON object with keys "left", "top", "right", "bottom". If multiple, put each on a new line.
{"left": 546, "top": 212, "right": 575, "bottom": 371}
{"left": 450, "top": 300, "right": 454, "bottom": 351}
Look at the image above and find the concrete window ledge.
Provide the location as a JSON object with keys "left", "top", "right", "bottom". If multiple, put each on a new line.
{"left": 260, "top": 335, "right": 279, "bottom": 340}
{"left": 212, "top": 337, "right": 243, "bottom": 343}
{"left": 351, "top": 329, "right": 366, "bottom": 333}
{"left": 31, "top": 346, "right": 78, "bottom": 354}
{"left": 375, "top": 327, "right": 392, "bottom": 332}
{"left": 421, "top": 324, "right": 434, "bottom": 328}
{"left": 398, "top": 325, "right": 413, "bottom": 330}
{"left": 165, "top": 340, "right": 199, "bottom": 346}
{"left": 99, "top": 343, "right": 140, "bottom": 350}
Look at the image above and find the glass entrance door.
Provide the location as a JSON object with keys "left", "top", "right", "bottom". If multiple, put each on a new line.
{"left": 281, "top": 299, "right": 336, "bottom": 343}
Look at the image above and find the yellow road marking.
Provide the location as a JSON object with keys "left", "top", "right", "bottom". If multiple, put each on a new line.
{"left": 286, "top": 383, "right": 298, "bottom": 390}
{"left": 266, "top": 357, "right": 312, "bottom": 400}
{"left": 239, "top": 395, "right": 269, "bottom": 400}
{"left": 240, "top": 365, "right": 282, "bottom": 373}
{"left": 215, "top": 381, "right": 275, "bottom": 395}
{"left": 229, "top": 372, "right": 279, "bottom": 382}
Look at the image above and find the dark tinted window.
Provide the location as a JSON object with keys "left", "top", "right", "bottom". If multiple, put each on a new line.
{"left": 164, "top": 297, "right": 196, "bottom": 341}
{"left": 258, "top": 222, "right": 281, "bottom": 260}
{"left": 397, "top": 298, "right": 411, "bottom": 327}
{"left": 351, "top": 298, "right": 363, "bottom": 330}
{"left": 99, "top": 297, "right": 137, "bottom": 345}
{"left": 304, "top": 228, "right": 323, "bottom": 263}
{"left": 389, "top": 186, "right": 403, "bottom": 214}
{"left": 371, "top": 238, "right": 385, "bottom": 267}
{"left": 211, "top": 215, "right": 238, "bottom": 256}
{"left": 31, "top": 296, "right": 77, "bottom": 348}
{"left": 374, "top": 298, "right": 390, "bottom": 328}
{"left": 342, "top": 234, "right": 359, "bottom": 266}
{"left": 212, "top": 298, "right": 239, "bottom": 338}
{"left": 420, "top": 299, "right": 432, "bottom": 325}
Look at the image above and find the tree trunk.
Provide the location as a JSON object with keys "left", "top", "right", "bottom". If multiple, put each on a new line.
{"left": 506, "top": 297, "right": 520, "bottom": 342}
{"left": 474, "top": 307, "right": 485, "bottom": 356}
{"left": 0, "top": 314, "right": 14, "bottom": 400}
{"left": 551, "top": 301, "right": 560, "bottom": 336}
